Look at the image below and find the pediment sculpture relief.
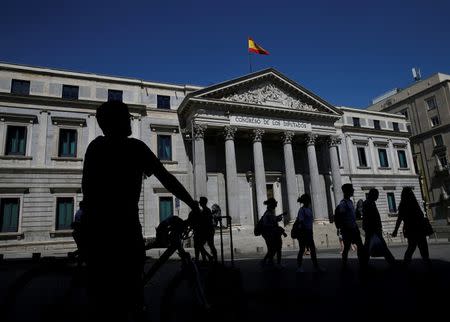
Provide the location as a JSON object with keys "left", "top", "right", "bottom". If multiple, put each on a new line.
{"left": 219, "top": 82, "right": 318, "bottom": 112}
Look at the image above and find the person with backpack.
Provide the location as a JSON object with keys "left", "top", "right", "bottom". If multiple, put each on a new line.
{"left": 258, "top": 198, "right": 287, "bottom": 268}
{"left": 362, "top": 188, "right": 396, "bottom": 266}
{"left": 334, "top": 184, "right": 367, "bottom": 269}
{"left": 294, "top": 194, "right": 324, "bottom": 273}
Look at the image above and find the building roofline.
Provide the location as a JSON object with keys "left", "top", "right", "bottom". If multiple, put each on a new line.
{"left": 367, "top": 72, "right": 450, "bottom": 110}
{"left": 0, "top": 61, "right": 203, "bottom": 91}
{"left": 339, "top": 106, "right": 406, "bottom": 119}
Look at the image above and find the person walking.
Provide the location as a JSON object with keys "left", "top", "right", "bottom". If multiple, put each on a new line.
{"left": 392, "top": 187, "right": 432, "bottom": 266}
{"left": 199, "top": 196, "right": 218, "bottom": 263}
{"left": 334, "top": 184, "right": 367, "bottom": 269}
{"left": 362, "top": 188, "right": 396, "bottom": 266}
{"left": 260, "top": 198, "right": 287, "bottom": 268}
{"left": 295, "top": 194, "right": 324, "bottom": 273}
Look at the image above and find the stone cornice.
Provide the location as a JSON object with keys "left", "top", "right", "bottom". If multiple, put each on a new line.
{"left": 0, "top": 93, "right": 147, "bottom": 115}
{"left": 341, "top": 125, "right": 410, "bottom": 138}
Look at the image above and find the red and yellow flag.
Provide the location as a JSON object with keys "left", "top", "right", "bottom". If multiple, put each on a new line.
{"left": 248, "top": 37, "right": 269, "bottom": 55}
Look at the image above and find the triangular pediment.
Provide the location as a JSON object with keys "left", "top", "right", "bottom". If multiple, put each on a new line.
{"left": 211, "top": 81, "right": 319, "bottom": 112}
{"left": 185, "top": 68, "right": 341, "bottom": 116}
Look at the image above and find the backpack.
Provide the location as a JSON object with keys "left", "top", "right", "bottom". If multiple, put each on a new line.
{"left": 333, "top": 203, "right": 343, "bottom": 229}
{"left": 254, "top": 215, "right": 265, "bottom": 236}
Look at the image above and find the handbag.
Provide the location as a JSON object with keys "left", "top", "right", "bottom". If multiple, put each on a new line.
{"left": 422, "top": 217, "right": 434, "bottom": 236}
{"left": 291, "top": 218, "right": 301, "bottom": 239}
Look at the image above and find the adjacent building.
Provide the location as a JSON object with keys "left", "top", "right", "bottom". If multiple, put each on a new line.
{"left": 0, "top": 63, "right": 421, "bottom": 255}
{"left": 368, "top": 73, "right": 450, "bottom": 223}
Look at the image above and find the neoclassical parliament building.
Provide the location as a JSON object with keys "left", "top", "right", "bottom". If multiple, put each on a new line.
{"left": 0, "top": 62, "right": 421, "bottom": 255}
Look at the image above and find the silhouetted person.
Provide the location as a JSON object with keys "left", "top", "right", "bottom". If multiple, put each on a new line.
{"left": 362, "top": 188, "right": 396, "bottom": 265}
{"left": 260, "top": 198, "right": 287, "bottom": 268}
{"left": 71, "top": 200, "right": 85, "bottom": 266}
{"left": 355, "top": 199, "right": 364, "bottom": 220}
{"left": 82, "top": 101, "right": 199, "bottom": 321}
{"left": 334, "top": 184, "right": 367, "bottom": 269}
{"left": 189, "top": 204, "right": 212, "bottom": 263}
{"left": 295, "top": 194, "right": 324, "bottom": 273}
{"left": 392, "top": 187, "right": 431, "bottom": 266}
{"left": 199, "top": 197, "right": 218, "bottom": 262}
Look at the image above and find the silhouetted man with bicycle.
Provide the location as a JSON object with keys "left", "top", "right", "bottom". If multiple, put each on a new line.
{"left": 82, "top": 101, "right": 199, "bottom": 321}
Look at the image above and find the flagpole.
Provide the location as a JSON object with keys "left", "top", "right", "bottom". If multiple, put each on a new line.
{"left": 248, "top": 51, "right": 252, "bottom": 73}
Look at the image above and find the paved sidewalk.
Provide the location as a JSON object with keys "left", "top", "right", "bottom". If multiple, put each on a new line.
{"left": 1, "top": 243, "right": 449, "bottom": 322}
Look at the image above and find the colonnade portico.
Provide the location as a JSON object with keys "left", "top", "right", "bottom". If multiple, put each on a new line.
{"left": 191, "top": 124, "right": 343, "bottom": 223}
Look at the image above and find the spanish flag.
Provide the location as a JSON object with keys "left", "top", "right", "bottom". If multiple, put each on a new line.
{"left": 248, "top": 37, "right": 269, "bottom": 55}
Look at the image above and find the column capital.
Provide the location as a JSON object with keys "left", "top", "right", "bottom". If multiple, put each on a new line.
{"left": 252, "top": 129, "right": 265, "bottom": 142}
{"left": 327, "top": 135, "right": 342, "bottom": 147}
{"left": 223, "top": 126, "right": 237, "bottom": 141}
{"left": 193, "top": 123, "right": 207, "bottom": 140}
{"left": 282, "top": 131, "right": 294, "bottom": 145}
{"left": 305, "top": 133, "right": 318, "bottom": 145}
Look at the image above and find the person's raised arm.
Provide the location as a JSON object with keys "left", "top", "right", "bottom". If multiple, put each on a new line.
{"left": 144, "top": 145, "right": 198, "bottom": 212}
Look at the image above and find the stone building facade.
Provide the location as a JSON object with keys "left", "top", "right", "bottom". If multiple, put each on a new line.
{"left": 0, "top": 63, "right": 421, "bottom": 255}
{"left": 368, "top": 73, "right": 450, "bottom": 222}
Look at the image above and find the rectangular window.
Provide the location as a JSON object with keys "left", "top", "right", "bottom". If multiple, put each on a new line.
{"left": 400, "top": 109, "right": 409, "bottom": 120}
{"left": 434, "top": 135, "right": 444, "bottom": 146}
{"left": 387, "top": 193, "right": 397, "bottom": 213}
{"left": 397, "top": 150, "right": 408, "bottom": 168}
{"left": 0, "top": 198, "right": 20, "bottom": 233}
{"left": 159, "top": 196, "right": 173, "bottom": 222}
{"left": 378, "top": 149, "right": 389, "bottom": 167}
{"left": 373, "top": 120, "right": 381, "bottom": 130}
{"left": 352, "top": 117, "right": 360, "bottom": 127}
{"left": 431, "top": 116, "right": 440, "bottom": 127}
{"left": 157, "top": 95, "right": 171, "bottom": 109}
{"left": 58, "top": 129, "right": 77, "bottom": 157}
{"left": 357, "top": 147, "right": 367, "bottom": 167}
{"left": 11, "top": 79, "right": 30, "bottom": 95}
{"left": 62, "top": 85, "right": 79, "bottom": 100}
{"left": 107, "top": 89, "right": 123, "bottom": 102}
{"left": 5, "top": 126, "right": 27, "bottom": 155}
{"left": 55, "top": 197, "right": 74, "bottom": 230}
{"left": 426, "top": 97, "right": 437, "bottom": 110}
{"left": 157, "top": 135, "right": 172, "bottom": 161}
{"left": 439, "top": 155, "right": 448, "bottom": 167}
{"left": 393, "top": 122, "right": 399, "bottom": 132}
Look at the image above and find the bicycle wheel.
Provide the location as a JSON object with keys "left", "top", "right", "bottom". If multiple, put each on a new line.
{"left": 160, "top": 267, "right": 210, "bottom": 322}
{"left": 2, "top": 261, "right": 86, "bottom": 322}
{"left": 160, "top": 263, "right": 245, "bottom": 322}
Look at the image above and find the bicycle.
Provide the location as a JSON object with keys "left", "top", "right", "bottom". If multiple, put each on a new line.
{"left": 2, "top": 216, "right": 244, "bottom": 322}
{"left": 144, "top": 215, "right": 244, "bottom": 322}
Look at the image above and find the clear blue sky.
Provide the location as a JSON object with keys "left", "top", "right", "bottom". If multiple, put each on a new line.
{"left": 1, "top": 0, "right": 449, "bottom": 107}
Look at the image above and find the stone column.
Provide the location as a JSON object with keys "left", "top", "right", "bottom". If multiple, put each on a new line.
{"left": 345, "top": 135, "right": 356, "bottom": 174}
{"left": 193, "top": 123, "right": 207, "bottom": 199}
{"left": 368, "top": 137, "right": 378, "bottom": 174}
{"left": 252, "top": 129, "right": 267, "bottom": 218}
{"left": 131, "top": 116, "right": 141, "bottom": 139}
{"left": 282, "top": 131, "right": 298, "bottom": 222}
{"left": 405, "top": 140, "right": 415, "bottom": 173}
{"left": 224, "top": 126, "right": 239, "bottom": 224}
{"left": 388, "top": 139, "right": 398, "bottom": 173}
{"left": 36, "top": 110, "right": 50, "bottom": 165}
{"left": 87, "top": 114, "right": 97, "bottom": 144}
{"left": 328, "top": 135, "right": 343, "bottom": 205}
{"left": 305, "top": 133, "right": 325, "bottom": 221}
